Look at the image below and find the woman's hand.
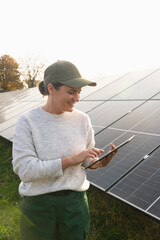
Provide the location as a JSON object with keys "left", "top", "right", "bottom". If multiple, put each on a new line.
{"left": 61, "top": 147, "right": 104, "bottom": 169}
{"left": 71, "top": 147, "right": 104, "bottom": 165}
{"left": 89, "top": 144, "right": 118, "bottom": 169}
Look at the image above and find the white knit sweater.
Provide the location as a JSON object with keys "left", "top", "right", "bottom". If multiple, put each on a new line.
{"left": 12, "top": 106, "right": 95, "bottom": 196}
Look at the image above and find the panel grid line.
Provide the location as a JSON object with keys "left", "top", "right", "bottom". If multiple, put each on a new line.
{"left": 146, "top": 197, "right": 160, "bottom": 212}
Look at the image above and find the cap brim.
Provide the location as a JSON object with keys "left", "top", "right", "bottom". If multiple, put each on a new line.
{"left": 59, "top": 78, "right": 97, "bottom": 88}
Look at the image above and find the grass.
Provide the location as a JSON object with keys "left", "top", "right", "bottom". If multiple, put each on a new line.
{"left": 0, "top": 136, "right": 160, "bottom": 240}
{"left": 88, "top": 186, "right": 160, "bottom": 240}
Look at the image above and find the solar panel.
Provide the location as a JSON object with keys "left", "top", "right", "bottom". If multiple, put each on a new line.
{"left": 84, "top": 69, "right": 156, "bottom": 101}
{"left": 80, "top": 73, "right": 126, "bottom": 99}
{"left": 108, "top": 145, "right": 160, "bottom": 221}
{"left": 151, "top": 92, "right": 160, "bottom": 100}
{"left": 87, "top": 130, "right": 160, "bottom": 191}
{"left": 0, "top": 88, "right": 27, "bottom": 101}
{"left": 0, "top": 102, "right": 41, "bottom": 140}
{"left": 87, "top": 100, "right": 143, "bottom": 130}
{"left": 110, "top": 100, "right": 160, "bottom": 134}
{"left": 1, "top": 68, "right": 160, "bottom": 221}
{"left": 75, "top": 101, "right": 104, "bottom": 113}
{"left": 112, "top": 69, "right": 160, "bottom": 100}
{"left": 0, "top": 125, "right": 16, "bottom": 141}
{"left": 0, "top": 101, "right": 41, "bottom": 124}
{"left": 0, "top": 88, "right": 44, "bottom": 140}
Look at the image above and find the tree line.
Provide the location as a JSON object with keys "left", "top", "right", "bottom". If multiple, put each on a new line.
{"left": 0, "top": 55, "right": 44, "bottom": 92}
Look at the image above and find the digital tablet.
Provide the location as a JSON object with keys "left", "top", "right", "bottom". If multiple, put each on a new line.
{"left": 85, "top": 135, "right": 135, "bottom": 169}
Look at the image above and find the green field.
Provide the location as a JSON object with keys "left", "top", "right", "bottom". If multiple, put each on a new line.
{"left": 0, "top": 136, "right": 159, "bottom": 240}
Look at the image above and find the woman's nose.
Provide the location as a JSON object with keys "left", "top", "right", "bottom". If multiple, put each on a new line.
{"left": 73, "top": 93, "right": 80, "bottom": 102}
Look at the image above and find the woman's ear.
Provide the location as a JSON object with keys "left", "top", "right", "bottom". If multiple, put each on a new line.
{"left": 47, "top": 84, "right": 55, "bottom": 95}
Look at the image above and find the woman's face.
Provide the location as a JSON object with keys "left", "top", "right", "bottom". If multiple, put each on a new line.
{"left": 51, "top": 85, "right": 82, "bottom": 114}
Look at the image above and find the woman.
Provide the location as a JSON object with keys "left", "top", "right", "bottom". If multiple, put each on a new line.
{"left": 12, "top": 60, "right": 116, "bottom": 240}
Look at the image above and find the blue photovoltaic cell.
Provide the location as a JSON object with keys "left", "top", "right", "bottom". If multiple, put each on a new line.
{"left": 0, "top": 102, "right": 41, "bottom": 124}
{"left": 108, "top": 146, "right": 160, "bottom": 221}
{"left": 0, "top": 102, "right": 41, "bottom": 132}
{"left": 87, "top": 129, "right": 160, "bottom": 191}
{"left": 87, "top": 100, "right": 143, "bottom": 128}
{"left": 75, "top": 101, "right": 104, "bottom": 113}
{"left": 80, "top": 73, "right": 125, "bottom": 99}
{"left": 151, "top": 92, "right": 160, "bottom": 100}
{"left": 110, "top": 100, "right": 160, "bottom": 135}
{"left": 112, "top": 69, "right": 160, "bottom": 100}
{"left": 84, "top": 69, "right": 156, "bottom": 101}
{"left": 0, "top": 88, "right": 45, "bottom": 138}
{"left": 148, "top": 198, "right": 160, "bottom": 219}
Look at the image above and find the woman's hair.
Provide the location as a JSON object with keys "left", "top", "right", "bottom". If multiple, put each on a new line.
{"left": 38, "top": 81, "right": 64, "bottom": 96}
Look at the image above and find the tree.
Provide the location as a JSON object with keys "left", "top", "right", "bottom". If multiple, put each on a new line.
{"left": 0, "top": 55, "right": 24, "bottom": 91}
{"left": 19, "top": 56, "right": 44, "bottom": 88}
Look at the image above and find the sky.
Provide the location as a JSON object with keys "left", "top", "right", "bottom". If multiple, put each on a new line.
{"left": 1, "top": 0, "right": 160, "bottom": 78}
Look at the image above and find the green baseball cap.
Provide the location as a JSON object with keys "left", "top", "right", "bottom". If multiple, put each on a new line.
{"left": 44, "top": 60, "right": 97, "bottom": 88}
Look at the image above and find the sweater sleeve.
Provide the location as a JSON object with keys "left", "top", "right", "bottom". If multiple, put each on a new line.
{"left": 12, "top": 115, "right": 63, "bottom": 183}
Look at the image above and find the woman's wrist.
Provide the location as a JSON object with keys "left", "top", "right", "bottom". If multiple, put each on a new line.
{"left": 61, "top": 156, "right": 74, "bottom": 169}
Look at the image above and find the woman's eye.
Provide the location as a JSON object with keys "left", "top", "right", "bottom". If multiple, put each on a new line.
{"left": 68, "top": 91, "right": 81, "bottom": 95}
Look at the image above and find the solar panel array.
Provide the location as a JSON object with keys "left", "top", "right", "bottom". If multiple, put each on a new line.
{"left": 0, "top": 68, "right": 160, "bottom": 221}
{"left": 0, "top": 88, "right": 46, "bottom": 140}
